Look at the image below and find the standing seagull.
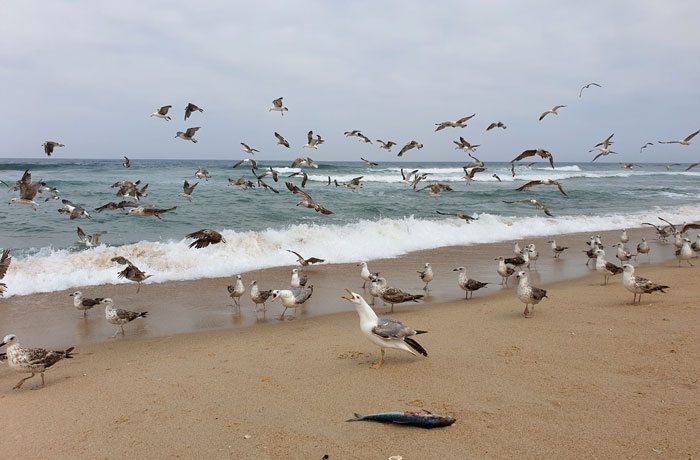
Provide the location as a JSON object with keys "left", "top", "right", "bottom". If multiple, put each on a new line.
{"left": 417, "top": 263, "right": 434, "bottom": 290}
{"left": 548, "top": 239, "right": 569, "bottom": 258}
{"left": 636, "top": 238, "right": 651, "bottom": 262}
{"left": 0, "top": 249, "right": 12, "bottom": 297}
{"left": 516, "top": 271, "right": 547, "bottom": 318}
{"left": 250, "top": 280, "right": 272, "bottom": 312}
{"left": 357, "top": 261, "right": 378, "bottom": 288}
{"left": 622, "top": 264, "right": 669, "bottom": 304}
{"left": 271, "top": 285, "right": 314, "bottom": 320}
{"left": 0, "top": 334, "right": 74, "bottom": 390}
{"left": 595, "top": 249, "right": 622, "bottom": 285}
{"left": 122, "top": 156, "right": 130, "bottom": 168}
{"left": 496, "top": 256, "right": 516, "bottom": 285}
{"left": 150, "top": 105, "right": 172, "bottom": 120}
{"left": 186, "top": 229, "right": 226, "bottom": 248}
{"left": 658, "top": 129, "right": 700, "bottom": 146}
{"left": 539, "top": 105, "right": 566, "bottom": 121}
{"left": 179, "top": 180, "right": 198, "bottom": 201}
{"left": 675, "top": 238, "right": 694, "bottom": 267}
{"left": 241, "top": 143, "right": 259, "bottom": 155}
{"left": 101, "top": 298, "right": 148, "bottom": 338}
{"left": 69, "top": 291, "right": 103, "bottom": 317}
{"left": 269, "top": 97, "right": 288, "bottom": 115}
{"left": 184, "top": 103, "right": 203, "bottom": 120}
{"left": 42, "top": 141, "right": 65, "bottom": 156}
{"left": 176, "top": 127, "right": 200, "bottom": 143}
{"left": 453, "top": 266, "right": 489, "bottom": 299}
{"left": 341, "top": 289, "right": 427, "bottom": 369}
{"left": 227, "top": 275, "right": 245, "bottom": 308}
{"left": 579, "top": 82, "right": 601, "bottom": 98}
{"left": 378, "top": 284, "right": 424, "bottom": 313}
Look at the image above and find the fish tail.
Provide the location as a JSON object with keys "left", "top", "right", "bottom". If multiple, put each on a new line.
{"left": 404, "top": 337, "right": 428, "bottom": 357}
{"left": 345, "top": 413, "right": 363, "bottom": 422}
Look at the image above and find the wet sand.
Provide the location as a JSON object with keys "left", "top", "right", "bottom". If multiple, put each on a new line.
{"left": 2, "top": 258, "right": 698, "bottom": 459}
{"left": 0, "top": 226, "right": 678, "bottom": 348}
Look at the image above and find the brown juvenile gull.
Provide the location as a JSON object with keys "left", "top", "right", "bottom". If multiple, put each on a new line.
{"left": 454, "top": 266, "right": 489, "bottom": 299}
{"left": 233, "top": 158, "right": 258, "bottom": 169}
{"left": 410, "top": 173, "right": 430, "bottom": 189}
{"left": 42, "top": 141, "right": 64, "bottom": 157}
{"left": 0, "top": 249, "right": 11, "bottom": 297}
{"left": 435, "top": 114, "right": 476, "bottom": 131}
{"left": 228, "top": 176, "right": 255, "bottom": 190}
{"left": 9, "top": 170, "right": 42, "bottom": 211}
{"left": 539, "top": 105, "right": 566, "bottom": 121}
{"left": 100, "top": 298, "right": 148, "bottom": 338}
{"left": 303, "top": 130, "right": 323, "bottom": 149}
{"left": 255, "top": 176, "right": 279, "bottom": 193}
{"left": 288, "top": 171, "right": 308, "bottom": 187}
{"left": 496, "top": 256, "right": 516, "bottom": 285}
{"left": 342, "top": 176, "right": 364, "bottom": 192}
{"left": 465, "top": 153, "right": 484, "bottom": 169}
{"left": 127, "top": 205, "right": 177, "bottom": 219}
{"left": 271, "top": 285, "right": 314, "bottom": 320}
{"left": 547, "top": 239, "right": 568, "bottom": 258}
{"left": 122, "top": 156, "right": 130, "bottom": 168}
{"left": 376, "top": 140, "right": 396, "bottom": 151}
{"left": 241, "top": 143, "right": 259, "bottom": 155}
{"left": 435, "top": 210, "right": 478, "bottom": 222}
{"left": 657, "top": 163, "right": 681, "bottom": 170}
{"left": 397, "top": 140, "right": 423, "bottom": 157}
{"left": 227, "top": 275, "right": 245, "bottom": 308}
{"left": 594, "top": 249, "right": 622, "bottom": 285}
{"left": 69, "top": 291, "right": 104, "bottom": 317}
{"left": 658, "top": 129, "right": 700, "bottom": 146}
{"left": 361, "top": 157, "right": 378, "bottom": 167}
{"left": 516, "top": 179, "right": 567, "bottom": 196}
{"left": 511, "top": 149, "right": 554, "bottom": 169}
{"left": 175, "top": 127, "right": 200, "bottom": 143}
{"left": 77, "top": 227, "right": 107, "bottom": 246}
{"left": 486, "top": 121, "right": 507, "bottom": 131}
{"left": 357, "top": 133, "right": 372, "bottom": 144}
{"left": 400, "top": 168, "right": 419, "bottom": 185}
{"left": 150, "top": 105, "right": 172, "bottom": 120}
{"left": 186, "top": 229, "right": 226, "bottom": 249}
{"left": 503, "top": 199, "right": 553, "bottom": 216}
{"left": 194, "top": 167, "right": 211, "bottom": 180}
{"left": 95, "top": 200, "right": 140, "bottom": 212}
{"left": 184, "top": 102, "right": 203, "bottom": 120}
{"left": 417, "top": 262, "right": 434, "bottom": 290}
{"left": 291, "top": 157, "right": 318, "bottom": 168}
{"left": 462, "top": 167, "right": 485, "bottom": 184}
{"left": 58, "top": 199, "right": 91, "bottom": 220}
{"left": 622, "top": 264, "right": 669, "bottom": 304}
{"left": 620, "top": 163, "right": 642, "bottom": 170}
{"left": 516, "top": 271, "right": 547, "bottom": 318}
{"left": 287, "top": 249, "right": 324, "bottom": 266}
{"left": 269, "top": 97, "right": 288, "bottom": 115}
{"left": 579, "top": 82, "right": 601, "bottom": 98}
{"left": 111, "top": 257, "right": 152, "bottom": 292}
{"left": 291, "top": 268, "right": 308, "bottom": 288}
{"left": 376, "top": 284, "right": 424, "bottom": 313}
{"left": 419, "top": 183, "right": 453, "bottom": 197}
{"left": 453, "top": 137, "right": 479, "bottom": 152}
{"left": 274, "top": 132, "right": 290, "bottom": 148}
{"left": 179, "top": 180, "right": 198, "bottom": 201}
{"left": 285, "top": 182, "right": 333, "bottom": 214}
{"left": 0, "top": 334, "right": 74, "bottom": 389}
{"left": 341, "top": 289, "right": 427, "bottom": 369}
{"left": 250, "top": 280, "right": 272, "bottom": 312}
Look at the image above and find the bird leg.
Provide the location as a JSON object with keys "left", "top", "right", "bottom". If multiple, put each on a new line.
{"left": 522, "top": 305, "right": 531, "bottom": 318}
{"left": 83, "top": 310, "right": 88, "bottom": 317}
{"left": 687, "top": 260, "right": 694, "bottom": 267}
{"left": 137, "top": 283, "right": 141, "bottom": 293}
{"left": 13, "top": 373, "right": 36, "bottom": 390}
{"left": 371, "top": 349, "right": 386, "bottom": 369}
{"left": 111, "top": 327, "right": 121, "bottom": 338}
{"left": 424, "top": 282, "right": 429, "bottom": 291}
{"left": 41, "top": 373, "right": 45, "bottom": 386}
{"left": 465, "top": 291, "right": 469, "bottom": 300}
{"left": 279, "top": 307, "right": 288, "bottom": 321}
{"left": 388, "top": 304, "right": 395, "bottom": 313}
{"left": 362, "top": 280, "right": 366, "bottom": 288}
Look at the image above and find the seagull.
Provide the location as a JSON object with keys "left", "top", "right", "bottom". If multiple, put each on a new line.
{"left": 274, "top": 132, "right": 290, "bottom": 148}
{"left": 184, "top": 103, "right": 203, "bottom": 121}
{"left": 377, "top": 284, "right": 424, "bottom": 313}
{"left": 417, "top": 263, "right": 434, "bottom": 290}
{"left": 269, "top": 97, "right": 288, "bottom": 115}
{"left": 241, "top": 143, "right": 259, "bottom": 155}
{"left": 0, "top": 249, "right": 11, "bottom": 297}
{"left": 513, "top": 242, "right": 522, "bottom": 257}
{"left": 179, "top": 180, "right": 198, "bottom": 201}
{"left": 341, "top": 289, "right": 427, "bottom": 369}
{"left": 435, "top": 210, "right": 478, "bottom": 222}
{"left": 101, "top": 298, "right": 148, "bottom": 338}
{"left": 360, "top": 157, "right": 378, "bottom": 167}
{"left": 465, "top": 153, "right": 484, "bottom": 169}
{"left": 127, "top": 205, "right": 177, "bottom": 219}
{"left": 58, "top": 199, "right": 91, "bottom": 220}
{"left": 594, "top": 249, "right": 623, "bottom": 285}
{"left": 357, "top": 133, "right": 372, "bottom": 144}
{"left": 367, "top": 275, "right": 387, "bottom": 306}
{"left": 622, "top": 264, "right": 669, "bottom": 304}
{"left": 95, "top": 200, "right": 141, "bottom": 213}
{"left": 539, "top": 105, "right": 566, "bottom": 121}
{"left": 255, "top": 176, "right": 279, "bottom": 193}
{"left": 150, "top": 105, "right": 172, "bottom": 120}
{"left": 291, "top": 268, "right": 308, "bottom": 288}
{"left": 511, "top": 149, "right": 554, "bottom": 168}
{"left": 376, "top": 140, "right": 396, "bottom": 151}
{"left": 636, "top": 238, "right": 651, "bottom": 262}
{"left": 176, "top": 127, "right": 200, "bottom": 143}
{"left": 658, "top": 163, "right": 681, "bottom": 170}
{"left": 227, "top": 275, "right": 245, "bottom": 308}
{"left": 547, "top": 239, "right": 568, "bottom": 258}
{"left": 287, "top": 171, "right": 308, "bottom": 187}
{"left": 419, "top": 183, "right": 453, "bottom": 197}
{"left": 591, "top": 148, "right": 618, "bottom": 162}
{"left": 526, "top": 244, "right": 539, "bottom": 268}
{"left": 194, "top": 167, "right": 211, "bottom": 180}
{"left": 510, "top": 164, "right": 516, "bottom": 177}
{"left": 122, "top": 156, "right": 130, "bottom": 168}
{"left": 620, "top": 163, "right": 641, "bottom": 170}
{"left": 453, "top": 137, "right": 479, "bottom": 152}
{"left": 658, "top": 129, "right": 700, "bottom": 146}
{"left": 69, "top": 291, "right": 103, "bottom": 317}
{"left": 462, "top": 167, "right": 485, "bottom": 184}
{"left": 641, "top": 222, "right": 672, "bottom": 241}
{"left": 400, "top": 168, "right": 419, "bottom": 185}
{"left": 342, "top": 176, "right": 364, "bottom": 192}
{"left": 495, "top": 257, "right": 516, "bottom": 285}
{"left": 9, "top": 170, "right": 42, "bottom": 210}
{"left": 285, "top": 182, "right": 333, "bottom": 214}
{"left": 233, "top": 158, "right": 258, "bottom": 169}
{"left": 77, "top": 227, "right": 107, "bottom": 247}
{"left": 640, "top": 142, "right": 654, "bottom": 153}
{"left": 504, "top": 251, "right": 528, "bottom": 268}
{"left": 676, "top": 238, "right": 694, "bottom": 266}
{"left": 287, "top": 249, "right": 324, "bottom": 266}
{"left": 503, "top": 199, "right": 553, "bottom": 216}
{"left": 186, "top": 229, "right": 226, "bottom": 249}
{"left": 357, "top": 261, "right": 378, "bottom": 288}
{"left": 410, "top": 173, "right": 430, "bottom": 190}
{"left": 250, "top": 280, "right": 272, "bottom": 312}
{"left": 435, "top": 114, "right": 476, "bottom": 131}
{"left": 0, "top": 334, "right": 74, "bottom": 389}
{"left": 453, "top": 266, "right": 488, "bottom": 299}
{"left": 516, "top": 179, "right": 567, "bottom": 196}
{"left": 486, "top": 121, "right": 507, "bottom": 131}
{"left": 344, "top": 130, "right": 361, "bottom": 137}
{"left": 303, "top": 131, "right": 323, "bottom": 149}
{"left": 397, "top": 140, "right": 423, "bottom": 157}
{"left": 271, "top": 285, "right": 313, "bottom": 320}
{"left": 227, "top": 177, "right": 255, "bottom": 190}
{"left": 290, "top": 157, "right": 318, "bottom": 168}
{"left": 112, "top": 257, "right": 152, "bottom": 292}
{"left": 613, "top": 242, "right": 633, "bottom": 262}
{"left": 516, "top": 271, "right": 547, "bottom": 318}
{"left": 579, "top": 82, "right": 601, "bottom": 97}
{"left": 492, "top": 174, "right": 502, "bottom": 182}
{"left": 42, "top": 141, "right": 64, "bottom": 157}
{"left": 620, "top": 229, "right": 629, "bottom": 244}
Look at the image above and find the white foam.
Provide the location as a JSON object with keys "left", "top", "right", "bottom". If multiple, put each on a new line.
{"left": 5, "top": 204, "right": 700, "bottom": 297}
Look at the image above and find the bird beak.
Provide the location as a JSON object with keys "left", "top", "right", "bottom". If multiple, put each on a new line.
{"left": 69, "top": 293, "right": 74, "bottom": 296}
{"left": 341, "top": 288, "right": 353, "bottom": 300}
{"left": 452, "top": 268, "right": 459, "bottom": 271}
{"left": 0, "top": 341, "right": 5, "bottom": 347}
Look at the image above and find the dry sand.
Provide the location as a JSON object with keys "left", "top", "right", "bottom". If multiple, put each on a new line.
{"left": 2, "top": 228, "right": 700, "bottom": 459}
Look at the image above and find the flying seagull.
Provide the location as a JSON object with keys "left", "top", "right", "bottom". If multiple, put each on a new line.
{"left": 539, "top": 105, "right": 566, "bottom": 121}
{"left": 640, "top": 142, "right": 654, "bottom": 153}
{"left": 241, "top": 143, "right": 259, "bottom": 155}
{"left": 357, "top": 133, "right": 373, "bottom": 144}
{"left": 269, "top": 97, "right": 288, "bottom": 115}
{"left": 42, "top": 141, "right": 64, "bottom": 157}
{"left": 274, "top": 132, "right": 290, "bottom": 148}
{"left": 360, "top": 157, "right": 378, "bottom": 167}
{"left": 184, "top": 103, "right": 203, "bottom": 121}
{"left": 285, "top": 182, "right": 332, "bottom": 214}
{"left": 486, "top": 121, "right": 507, "bottom": 131}
{"left": 186, "top": 229, "right": 226, "bottom": 249}
{"left": 122, "top": 156, "right": 130, "bottom": 168}
{"left": 179, "top": 180, "right": 198, "bottom": 201}
{"left": 286, "top": 249, "right": 325, "bottom": 266}
{"left": 0, "top": 334, "right": 74, "bottom": 389}
{"left": 344, "top": 130, "right": 361, "bottom": 137}
{"left": 376, "top": 140, "right": 396, "bottom": 151}
{"left": 111, "top": 257, "right": 152, "bottom": 292}
{"left": 77, "top": 227, "right": 107, "bottom": 246}
{"left": 503, "top": 199, "right": 553, "bottom": 216}
{"left": 233, "top": 158, "right": 258, "bottom": 169}
{"left": 453, "top": 137, "right": 479, "bottom": 152}
{"left": 0, "top": 249, "right": 11, "bottom": 297}
{"left": 95, "top": 200, "right": 140, "bottom": 212}
{"left": 288, "top": 171, "right": 308, "bottom": 187}
{"left": 511, "top": 149, "right": 554, "bottom": 168}
{"left": 303, "top": 130, "right": 324, "bottom": 149}
{"left": 9, "top": 170, "right": 42, "bottom": 210}
{"left": 228, "top": 177, "right": 255, "bottom": 190}
{"left": 420, "top": 183, "right": 453, "bottom": 197}
{"left": 434, "top": 114, "right": 476, "bottom": 131}
{"left": 579, "top": 82, "right": 601, "bottom": 98}
{"left": 175, "top": 127, "right": 200, "bottom": 143}
{"left": 194, "top": 167, "right": 211, "bottom": 180}
{"left": 58, "top": 199, "right": 91, "bottom": 220}
{"left": 127, "top": 205, "right": 177, "bottom": 219}
{"left": 397, "top": 140, "right": 423, "bottom": 157}
{"left": 516, "top": 179, "right": 567, "bottom": 196}
{"left": 150, "top": 105, "right": 172, "bottom": 120}
{"left": 290, "top": 157, "right": 318, "bottom": 168}
{"left": 658, "top": 129, "right": 700, "bottom": 146}
{"left": 462, "top": 167, "right": 485, "bottom": 184}
{"left": 435, "top": 210, "right": 478, "bottom": 222}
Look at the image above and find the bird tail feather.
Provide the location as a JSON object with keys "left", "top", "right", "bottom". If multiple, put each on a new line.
{"left": 404, "top": 337, "right": 428, "bottom": 357}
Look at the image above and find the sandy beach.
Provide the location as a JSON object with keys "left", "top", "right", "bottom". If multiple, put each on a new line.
{"left": 2, "top": 228, "right": 699, "bottom": 459}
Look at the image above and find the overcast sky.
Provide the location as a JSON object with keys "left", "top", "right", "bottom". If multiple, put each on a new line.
{"left": 1, "top": 1, "right": 699, "bottom": 162}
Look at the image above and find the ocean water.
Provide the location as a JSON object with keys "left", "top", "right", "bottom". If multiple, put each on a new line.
{"left": 1, "top": 158, "right": 699, "bottom": 296}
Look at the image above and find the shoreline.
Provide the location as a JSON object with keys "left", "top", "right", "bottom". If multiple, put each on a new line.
{"left": 0, "top": 225, "right": 681, "bottom": 348}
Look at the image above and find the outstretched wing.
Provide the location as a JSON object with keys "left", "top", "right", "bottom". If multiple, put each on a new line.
{"left": 285, "top": 182, "right": 313, "bottom": 201}
{"left": 0, "top": 249, "right": 11, "bottom": 279}
{"left": 511, "top": 150, "right": 536, "bottom": 163}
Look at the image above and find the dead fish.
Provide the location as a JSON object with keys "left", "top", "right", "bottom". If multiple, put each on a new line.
{"left": 346, "top": 411, "right": 455, "bottom": 429}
